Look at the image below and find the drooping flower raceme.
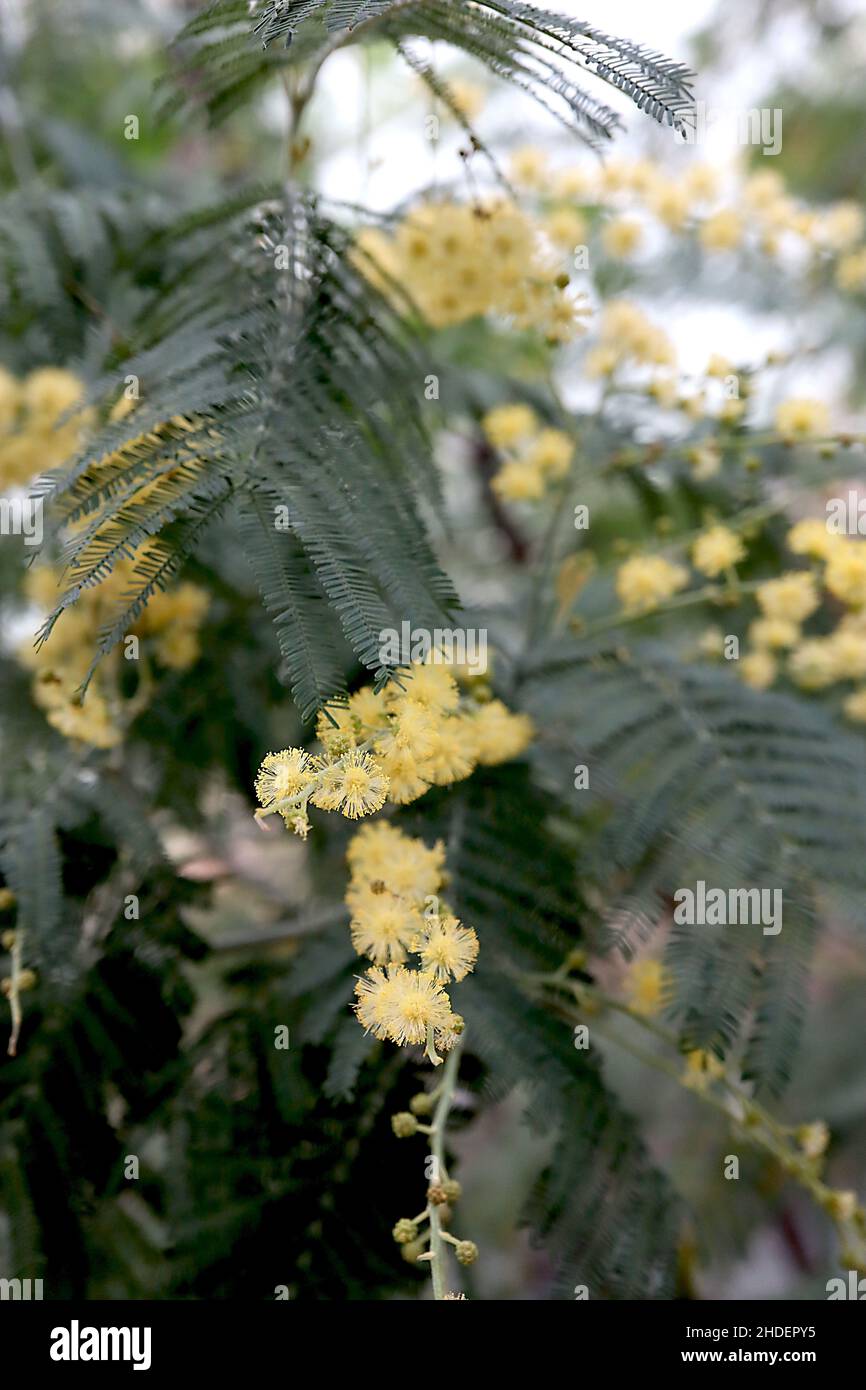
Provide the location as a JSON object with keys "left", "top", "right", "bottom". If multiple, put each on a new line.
{"left": 346, "top": 821, "right": 478, "bottom": 1066}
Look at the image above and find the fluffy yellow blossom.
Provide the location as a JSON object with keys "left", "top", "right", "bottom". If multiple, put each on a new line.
{"left": 509, "top": 145, "right": 549, "bottom": 188}
{"left": 615, "top": 554, "right": 689, "bottom": 613}
{"left": 601, "top": 217, "right": 643, "bottom": 259}
{"left": 788, "top": 640, "right": 839, "bottom": 690}
{"left": 699, "top": 209, "right": 743, "bottom": 253}
{"left": 775, "top": 398, "right": 830, "bottom": 440}
{"left": 416, "top": 913, "right": 479, "bottom": 982}
{"left": 544, "top": 207, "right": 587, "bottom": 252}
{"left": 740, "top": 649, "right": 777, "bottom": 690}
{"left": 825, "top": 541, "right": 866, "bottom": 607}
{"left": 820, "top": 202, "right": 864, "bottom": 251}
{"left": 827, "top": 626, "right": 866, "bottom": 680}
{"left": 683, "top": 163, "right": 719, "bottom": 202}
{"left": 468, "top": 700, "right": 534, "bottom": 764}
{"left": 255, "top": 748, "right": 314, "bottom": 814}
{"left": 523, "top": 427, "right": 572, "bottom": 481}
{"left": 482, "top": 402, "right": 537, "bottom": 449}
{"left": 492, "top": 458, "right": 545, "bottom": 502}
{"left": 623, "top": 958, "right": 667, "bottom": 1018}
{"left": 756, "top": 572, "right": 819, "bottom": 623}
{"left": 647, "top": 179, "right": 689, "bottom": 230}
{"left": 338, "top": 749, "right": 391, "bottom": 819}
{"left": 20, "top": 549, "right": 209, "bottom": 749}
{"left": 349, "top": 890, "right": 422, "bottom": 965}
{"left": 691, "top": 525, "right": 745, "bottom": 578}
{"left": 347, "top": 822, "right": 445, "bottom": 901}
{"left": 787, "top": 518, "right": 835, "bottom": 561}
{"left": 748, "top": 618, "right": 800, "bottom": 650}
{"left": 600, "top": 301, "right": 675, "bottom": 367}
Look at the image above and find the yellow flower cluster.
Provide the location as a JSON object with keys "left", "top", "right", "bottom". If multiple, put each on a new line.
{"left": 507, "top": 151, "right": 866, "bottom": 291}
{"left": 354, "top": 199, "right": 589, "bottom": 341}
{"left": 736, "top": 528, "right": 866, "bottom": 716}
{"left": 0, "top": 367, "right": 92, "bottom": 489}
{"left": 481, "top": 403, "right": 573, "bottom": 501}
{"left": 615, "top": 554, "right": 689, "bottom": 614}
{"left": 623, "top": 958, "right": 668, "bottom": 1018}
{"left": 585, "top": 299, "right": 676, "bottom": 381}
{"left": 255, "top": 661, "right": 534, "bottom": 837}
{"left": 775, "top": 398, "right": 831, "bottom": 441}
{"left": 20, "top": 559, "right": 209, "bottom": 748}
{"left": 348, "top": 822, "right": 476, "bottom": 1065}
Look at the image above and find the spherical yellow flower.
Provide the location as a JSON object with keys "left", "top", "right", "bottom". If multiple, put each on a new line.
{"left": 492, "top": 458, "right": 546, "bottom": 502}
{"left": 376, "top": 740, "right": 432, "bottom": 805}
{"left": 748, "top": 618, "right": 800, "bottom": 651}
{"left": 786, "top": 518, "right": 835, "bottom": 561}
{"left": 825, "top": 541, "right": 866, "bottom": 607}
{"left": 347, "top": 686, "right": 390, "bottom": 731}
{"left": 401, "top": 662, "right": 460, "bottom": 713}
{"left": 255, "top": 748, "right": 313, "bottom": 812}
{"left": 347, "top": 823, "right": 445, "bottom": 901}
{"left": 337, "top": 749, "right": 390, "bottom": 819}
{"left": 691, "top": 525, "right": 745, "bottom": 578}
{"left": 699, "top": 209, "right": 743, "bottom": 253}
{"left": 350, "top": 890, "right": 423, "bottom": 965}
{"left": 683, "top": 163, "right": 719, "bottom": 202}
{"left": 740, "top": 649, "right": 777, "bottom": 690}
{"left": 509, "top": 145, "right": 549, "bottom": 189}
{"left": 615, "top": 554, "right": 689, "bottom": 613}
{"left": 601, "top": 217, "right": 643, "bottom": 259}
{"left": 481, "top": 402, "right": 537, "bottom": 450}
{"left": 389, "top": 697, "right": 440, "bottom": 760}
{"left": 354, "top": 966, "right": 404, "bottom": 1040}
{"left": 775, "top": 398, "right": 830, "bottom": 440}
{"left": 374, "top": 965, "right": 454, "bottom": 1047}
{"left": 416, "top": 914, "right": 479, "bottom": 982}
{"left": 544, "top": 207, "right": 587, "bottom": 252}
{"left": 820, "top": 202, "right": 864, "bottom": 251}
{"left": 525, "top": 428, "right": 573, "bottom": 480}
{"left": 647, "top": 179, "right": 689, "bottom": 230}
{"left": 827, "top": 626, "right": 866, "bottom": 679}
{"left": 422, "top": 716, "right": 478, "bottom": 785}
{"left": 788, "top": 639, "right": 839, "bottom": 690}
{"left": 469, "top": 700, "right": 534, "bottom": 764}
{"left": 756, "top": 572, "right": 819, "bottom": 623}
{"left": 22, "top": 367, "right": 85, "bottom": 425}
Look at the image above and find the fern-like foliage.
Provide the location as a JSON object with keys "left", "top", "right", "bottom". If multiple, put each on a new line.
{"left": 33, "top": 190, "right": 456, "bottom": 717}
{"left": 167, "top": 1, "right": 694, "bottom": 145}
{"left": 520, "top": 637, "right": 866, "bottom": 1090}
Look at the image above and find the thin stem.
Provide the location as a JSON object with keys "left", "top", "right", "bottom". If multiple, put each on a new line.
{"left": 426, "top": 1040, "right": 462, "bottom": 1301}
